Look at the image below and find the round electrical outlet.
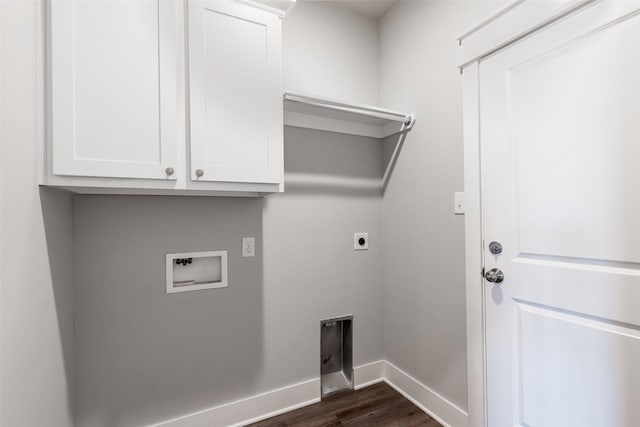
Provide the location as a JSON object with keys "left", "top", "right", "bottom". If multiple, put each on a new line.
{"left": 354, "top": 233, "right": 369, "bottom": 250}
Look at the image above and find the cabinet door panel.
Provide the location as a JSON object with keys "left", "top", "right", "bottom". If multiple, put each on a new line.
{"left": 50, "top": 0, "right": 178, "bottom": 180}
{"left": 189, "top": 0, "right": 283, "bottom": 184}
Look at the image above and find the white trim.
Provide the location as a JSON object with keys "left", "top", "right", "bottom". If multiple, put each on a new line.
{"left": 384, "top": 361, "right": 468, "bottom": 427}
{"left": 151, "top": 360, "right": 468, "bottom": 427}
{"left": 353, "top": 360, "right": 385, "bottom": 390}
{"left": 36, "top": 0, "right": 46, "bottom": 185}
{"left": 152, "top": 361, "right": 385, "bottom": 427}
{"left": 0, "top": 0, "right": 4, "bottom": 421}
{"left": 231, "top": 0, "right": 296, "bottom": 18}
{"left": 458, "top": 0, "right": 598, "bottom": 70}
{"left": 151, "top": 378, "right": 320, "bottom": 427}
{"left": 457, "top": 0, "right": 526, "bottom": 43}
{"left": 46, "top": 185, "right": 264, "bottom": 198}
{"left": 462, "top": 62, "right": 487, "bottom": 427}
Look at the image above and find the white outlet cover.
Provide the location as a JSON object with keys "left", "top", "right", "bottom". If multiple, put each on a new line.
{"left": 454, "top": 192, "right": 465, "bottom": 215}
{"left": 354, "top": 233, "right": 369, "bottom": 250}
{"left": 242, "top": 237, "right": 255, "bottom": 257}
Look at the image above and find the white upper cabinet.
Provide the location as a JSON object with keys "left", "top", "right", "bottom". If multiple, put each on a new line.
{"left": 187, "top": 0, "right": 283, "bottom": 185}
{"left": 49, "top": 0, "right": 179, "bottom": 181}
{"left": 45, "top": 0, "right": 285, "bottom": 195}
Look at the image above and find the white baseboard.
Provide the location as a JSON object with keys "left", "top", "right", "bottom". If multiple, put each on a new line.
{"left": 151, "top": 377, "right": 320, "bottom": 427}
{"left": 354, "top": 360, "right": 385, "bottom": 390}
{"left": 152, "top": 361, "right": 385, "bottom": 427}
{"left": 152, "top": 360, "right": 467, "bottom": 427}
{"left": 384, "top": 361, "right": 468, "bottom": 427}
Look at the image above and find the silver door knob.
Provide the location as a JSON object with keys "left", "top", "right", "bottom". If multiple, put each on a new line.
{"left": 484, "top": 268, "right": 504, "bottom": 284}
{"left": 195, "top": 169, "right": 204, "bottom": 178}
{"left": 165, "top": 167, "right": 175, "bottom": 176}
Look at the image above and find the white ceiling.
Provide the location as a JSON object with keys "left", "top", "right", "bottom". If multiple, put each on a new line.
{"left": 332, "top": 0, "right": 400, "bottom": 19}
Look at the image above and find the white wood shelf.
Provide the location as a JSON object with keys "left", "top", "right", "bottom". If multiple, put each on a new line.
{"left": 283, "top": 92, "right": 415, "bottom": 139}
{"left": 283, "top": 92, "right": 416, "bottom": 190}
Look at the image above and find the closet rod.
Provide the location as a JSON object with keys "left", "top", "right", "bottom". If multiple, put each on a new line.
{"left": 284, "top": 93, "right": 414, "bottom": 127}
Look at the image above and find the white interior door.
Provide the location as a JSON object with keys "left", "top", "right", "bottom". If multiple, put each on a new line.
{"left": 481, "top": 2, "right": 640, "bottom": 426}
{"left": 188, "top": 0, "right": 283, "bottom": 184}
{"left": 50, "top": 0, "right": 179, "bottom": 180}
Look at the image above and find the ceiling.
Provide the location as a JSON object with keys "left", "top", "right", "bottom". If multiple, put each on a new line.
{"left": 331, "top": 0, "right": 400, "bottom": 19}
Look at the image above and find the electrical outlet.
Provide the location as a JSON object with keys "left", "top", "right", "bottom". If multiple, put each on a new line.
{"left": 242, "top": 237, "right": 255, "bottom": 257}
{"left": 354, "top": 233, "right": 369, "bottom": 250}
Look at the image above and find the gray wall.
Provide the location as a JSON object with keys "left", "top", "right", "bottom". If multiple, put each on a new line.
{"left": 74, "top": 196, "right": 264, "bottom": 426}
{"left": 261, "top": 2, "right": 384, "bottom": 398}
{"left": 0, "top": 1, "right": 74, "bottom": 426}
{"left": 283, "top": 1, "right": 380, "bottom": 105}
{"left": 379, "top": 0, "right": 504, "bottom": 411}
{"left": 73, "top": 2, "right": 384, "bottom": 426}
{"left": 260, "top": 127, "right": 384, "bottom": 389}
{"left": 73, "top": 131, "right": 385, "bottom": 427}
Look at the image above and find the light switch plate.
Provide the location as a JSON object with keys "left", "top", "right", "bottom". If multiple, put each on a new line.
{"left": 454, "top": 192, "right": 465, "bottom": 215}
{"left": 242, "top": 237, "right": 255, "bottom": 257}
{"left": 354, "top": 233, "right": 369, "bottom": 250}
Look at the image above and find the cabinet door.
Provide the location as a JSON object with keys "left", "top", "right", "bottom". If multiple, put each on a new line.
{"left": 50, "top": 0, "right": 179, "bottom": 180}
{"left": 188, "top": 0, "right": 283, "bottom": 184}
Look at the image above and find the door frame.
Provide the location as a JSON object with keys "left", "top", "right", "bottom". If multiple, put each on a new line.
{"left": 459, "top": 1, "right": 605, "bottom": 426}
{"left": 462, "top": 60, "right": 486, "bottom": 427}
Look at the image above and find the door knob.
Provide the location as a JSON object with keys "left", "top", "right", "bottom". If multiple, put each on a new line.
{"left": 165, "top": 167, "right": 175, "bottom": 176}
{"left": 195, "top": 169, "right": 204, "bottom": 178}
{"left": 484, "top": 268, "right": 504, "bottom": 284}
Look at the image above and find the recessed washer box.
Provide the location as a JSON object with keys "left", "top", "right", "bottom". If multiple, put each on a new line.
{"left": 320, "top": 315, "right": 353, "bottom": 398}
{"left": 166, "top": 251, "right": 228, "bottom": 294}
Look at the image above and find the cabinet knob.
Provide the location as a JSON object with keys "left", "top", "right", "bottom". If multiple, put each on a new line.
{"left": 165, "top": 167, "right": 175, "bottom": 176}
{"left": 195, "top": 169, "right": 204, "bottom": 178}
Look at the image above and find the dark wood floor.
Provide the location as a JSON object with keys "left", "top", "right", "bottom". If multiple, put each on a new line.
{"left": 246, "top": 382, "right": 442, "bottom": 427}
